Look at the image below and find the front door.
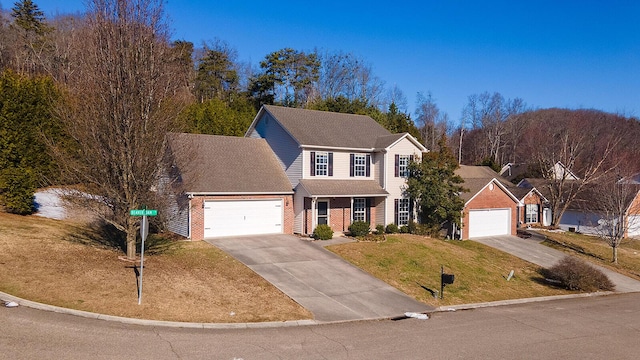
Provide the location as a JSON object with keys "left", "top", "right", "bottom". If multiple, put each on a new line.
{"left": 317, "top": 201, "right": 328, "bottom": 225}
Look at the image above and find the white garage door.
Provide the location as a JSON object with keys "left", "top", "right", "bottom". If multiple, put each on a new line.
{"left": 469, "top": 209, "right": 511, "bottom": 238}
{"left": 203, "top": 199, "right": 283, "bottom": 238}
{"left": 629, "top": 215, "right": 640, "bottom": 239}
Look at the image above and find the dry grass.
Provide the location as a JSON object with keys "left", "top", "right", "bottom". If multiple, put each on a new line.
{"left": 0, "top": 212, "right": 311, "bottom": 323}
{"left": 328, "top": 234, "right": 576, "bottom": 307}
{"left": 541, "top": 230, "right": 640, "bottom": 280}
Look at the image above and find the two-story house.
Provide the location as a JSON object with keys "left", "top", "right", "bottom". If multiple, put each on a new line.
{"left": 246, "top": 105, "right": 427, "bottom": 235}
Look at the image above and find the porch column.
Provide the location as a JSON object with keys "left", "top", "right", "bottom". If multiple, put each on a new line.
{"left": 311, "top": 197, "right": 317, "bottom": 231}
{"left": 350, "top": 197, "right": 354, "bottom": 223}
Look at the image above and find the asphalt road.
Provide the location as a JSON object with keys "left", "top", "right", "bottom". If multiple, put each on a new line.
{"left": 2, "top": 293, "right": 640, "bottom": 359}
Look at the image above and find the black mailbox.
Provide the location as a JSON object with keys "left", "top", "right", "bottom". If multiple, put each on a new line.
{"left": 442, "top": 273, "right": 455, "bottom": 285}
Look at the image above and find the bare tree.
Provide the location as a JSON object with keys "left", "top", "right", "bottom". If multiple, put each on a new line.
{"left": 527, "top": 115, "right": 621, "bottom": 226}
{"left": 52, "top": 0, "right": 191, "bottom": 259}
{"left": 581, "top": 172, "right": 640, "bottom": 263}
{"left": 415, "top": 92, "right": 449, "bottom": 151}
{"left": 313, "top": 50, "right": 385, "bottom": 108}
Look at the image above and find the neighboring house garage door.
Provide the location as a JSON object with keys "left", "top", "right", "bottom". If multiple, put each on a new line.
{"left": 629, "top": 215, "right": 640, "bottom": 239}
{"left": 203, "top": 199, "right": 283, "bottom": 238}
{"left": 468, "top": 209, "right": 511, "bottom": 238}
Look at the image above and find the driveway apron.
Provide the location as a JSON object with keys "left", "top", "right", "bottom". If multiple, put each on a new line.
{"left": 472, "top": 235, "right": 640, "bottom": 293}
{"left": 207, "top": 235, "right": 432, "bottom": 322}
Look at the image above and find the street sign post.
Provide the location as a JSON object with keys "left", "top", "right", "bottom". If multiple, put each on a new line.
{"left": 130, "top": 208, "right": 157, "bottom": 305}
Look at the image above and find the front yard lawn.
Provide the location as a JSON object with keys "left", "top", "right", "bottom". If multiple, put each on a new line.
{"left": 0, "top": 212, "right": 311, "bottom": 323}
{"left": 540, "top": 230, "right": 640, "bottom": 280}
{"left": 327, "top": 234, "right": 575, "bottom": 307}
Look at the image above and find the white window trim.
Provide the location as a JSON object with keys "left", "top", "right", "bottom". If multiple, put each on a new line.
{"left": 398, "top": 198, "right": 410, "bottom": 226}
{"left": 315, "top": 152, "right": 328, "bottom": 177}
{"left": 399, "top": 155, "right": 410, "bottom": 178}
{"left": 525, "top": 204, "right": 539, "bottom": 223}
{"left": 354, "top": 154, "right": 366, "bottom": 177}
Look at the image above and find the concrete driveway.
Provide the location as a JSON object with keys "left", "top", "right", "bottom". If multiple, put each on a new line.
{"left": 472, "top": 235, "right": 640, "bottom": 293}
{"left": 207, "top": 235, "right": 431, "bottom": 322}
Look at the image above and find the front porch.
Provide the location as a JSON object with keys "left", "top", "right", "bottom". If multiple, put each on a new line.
{"left": 294, "top": 179, "right": 389, "bottom": 235}
{"left": 302, "top": 196, "right": 385, "bottom": 235}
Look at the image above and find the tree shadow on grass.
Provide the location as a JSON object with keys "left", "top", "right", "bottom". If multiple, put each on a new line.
{"left": 64, "top": 220, "right": 127, "bottom": 253}
{"left": 64, "top": 220, "right": 181, "bottom": 255}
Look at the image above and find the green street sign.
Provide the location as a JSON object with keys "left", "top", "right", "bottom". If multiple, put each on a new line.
{"left": 130, "top": 209, "right": 158, "bottom": 216}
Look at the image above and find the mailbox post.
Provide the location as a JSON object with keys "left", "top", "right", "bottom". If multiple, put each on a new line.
{"left": 440, "top": 265, "right": 455, "bottom": 299}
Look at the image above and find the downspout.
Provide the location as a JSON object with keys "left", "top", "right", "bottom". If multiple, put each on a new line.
{"left": 188, "top": 197, "right": 192, "bottom": 240}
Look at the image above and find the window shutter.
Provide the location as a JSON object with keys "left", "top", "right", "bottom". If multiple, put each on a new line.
{"left": 310, "top": 151, "right": 315, "bottom": 176}
{"left": 328, "top": 152, "right": 333, "bottom": 176}
{"left": 410, "top": 155, "right": 414, "bottom": 162}
{"left": 394, "top": 199, "right": 399, "bottom": 225}
{"left": 366, "top": 198, "right": 371, "bottom": 224}
{"left": 365, "top": 154, "right": 371, "bottom": 177}
{"left": 350, "top": 154, "right": 354, "bottom": 177}
{"left": 394, "top": 155, "right": 400, "bottom": 177}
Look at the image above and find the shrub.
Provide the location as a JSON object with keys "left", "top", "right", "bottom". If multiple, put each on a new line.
{"left": 349, "top": 221, "right": 370, "bottom": 237}
{"left": 539, "top": 256, "right": 614, "bottom": 292}
{"left": 385, "top": 223, "right": 399, "bottom": 234}
{"left": 407, "top": 220, "right": 417, "bottom": 234}
{"left": 399, "top": 225, "right": 410, "bottom": 233}
{"left": 375, "top": 224, "right": 385, "bottom": 235}
{"left": 0, "top": 167, "right": 36, "bottom": 215}
{"left": 312, "top": 224, "right": 333, "bottom": 240}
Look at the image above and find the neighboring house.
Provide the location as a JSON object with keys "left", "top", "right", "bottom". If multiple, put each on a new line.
{"left": 556, "top": 186, "right": 640, "bottom": 238}
{"left": 455, "top": 166, "right": 521, "bottom": 239}
{"left": 511, "top": 186, "right": 550, "bottom": 227}
{"left": 499, "top": 162, "right": 529, "bottom": 183}
{"left": 627, "top": 190, "right": 640, "bottom": 239}
{"left": 521, "top": 174, "right": 640, "bottom": 238}
{"left": 550, "top": 161, "right": 580, "bottom": 180}
{"left": 246, "top": 105, "right": 427, "bottom": 235}
{"left": 164, "top": 133, "right": 294, "bottom": 240}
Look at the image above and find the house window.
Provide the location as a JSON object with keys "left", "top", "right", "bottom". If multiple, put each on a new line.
{"left": 397, "top": 198, "right": 410, "bottom": 226}
{"left": 525, "top": 204, "right": 539, "bottom": 223}
{"left": 354, "top": 155, "right": 366, "bottom": 177}
{"left": 353, "top": 198, "right": 366, "bottom": 222}
{"left": 315, "top": 152, "right": 328, "bottom": 176}
{"left": 396, "top": 155, "right": 411, "bottom": 178}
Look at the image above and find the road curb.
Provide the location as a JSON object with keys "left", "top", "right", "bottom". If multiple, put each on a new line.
{"left": 2, "top": 290, "right": 631, "bottom": 328}
{"left": 0, "top": 290, "right": 319, "bottom": 329}
{"left": 433, "top": 291, "right": 617, "bottom": 312}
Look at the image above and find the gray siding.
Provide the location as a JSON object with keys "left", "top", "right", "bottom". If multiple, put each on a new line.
{"left": 251, "top": 113, "right": 303, "bottom": 187}
{"left": 293, "top": 190, "right": 305, "bottom": 234}
{"left": 158, "top": 174, "right": 190, "bottom": 238}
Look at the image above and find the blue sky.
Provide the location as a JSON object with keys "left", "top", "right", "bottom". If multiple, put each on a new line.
{"left": 19, "top": 0, "right": 640, "bottom": 122}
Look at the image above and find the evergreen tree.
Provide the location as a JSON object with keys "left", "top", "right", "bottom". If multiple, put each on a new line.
{"left": 0, "top": 70, "right": 60, "bottom": 214}
{"left": 405, "top": 134, "right": 466, "bottom": 233}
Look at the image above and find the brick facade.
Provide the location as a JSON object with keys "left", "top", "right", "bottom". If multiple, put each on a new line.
{"left": 189, "top": 194, "right": 294, "bottom": 241}
{"left": 520, "top": 190, "right": 545, "bottom": 227}
{"left": 462, "top": 182, "right": 518, "bottom": 240}
{"left": 302, "top": 196, "right": 378, "bottom": 235}
{"left": 626, "top": 191, "right": 640, "bottom": 238}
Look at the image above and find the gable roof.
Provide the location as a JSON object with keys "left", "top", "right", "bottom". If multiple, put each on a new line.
{"left": 250, "top": 105, "right": 420, "bottom": 150}
{"left": 499, "top": 162, "right": 529, "bottom": 182}
{"left": 166, "top": 133, "right": 293, "bottom": 194}
{"left": 455, "top": 165, "right": 521, "bottom": 204}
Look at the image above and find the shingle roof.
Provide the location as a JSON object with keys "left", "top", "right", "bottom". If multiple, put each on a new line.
{"left": 455, "top": 165, "right": 519, "bottom": 202}
{"left": 297, "top": 179, "right": 389, "bottom": 197}
{"left": 166, "top": 133, "right": 293, "bottom": 194}
{"left": 262, "top": 105, "right": 393, "bottom": 149}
